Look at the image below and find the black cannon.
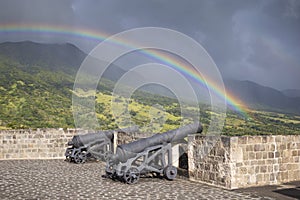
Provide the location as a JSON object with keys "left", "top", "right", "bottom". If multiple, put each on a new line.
{"left": 105, "top": 122, "right": 202, "bottom": 184}
{"left": 65, "top": 126, "right": 139, "bottom": 164}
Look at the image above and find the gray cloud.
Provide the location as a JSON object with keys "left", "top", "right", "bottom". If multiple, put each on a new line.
{"left": 0, "top": 0, "right": 299, "bottom": 90}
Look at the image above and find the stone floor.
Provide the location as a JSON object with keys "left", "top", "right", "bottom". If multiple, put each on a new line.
{"left": 0, "top": 159, "right": 288, "bottom": 200}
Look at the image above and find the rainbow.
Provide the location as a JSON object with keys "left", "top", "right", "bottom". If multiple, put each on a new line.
{"left": 0, "top": 23, "right": 250, "bottom": 118}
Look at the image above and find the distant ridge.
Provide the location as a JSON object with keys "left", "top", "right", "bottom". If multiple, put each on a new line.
{"left": 0, "top": 41, "right": 126, "bottom": 80}
{"left": 282, "top": 89, "right": 300, "bottom": 98}
{"left": 225, "top": 80, "right": 300, "bottom": 114}
{"left": 0, "top": 41, "right": 86, "bottom": 72}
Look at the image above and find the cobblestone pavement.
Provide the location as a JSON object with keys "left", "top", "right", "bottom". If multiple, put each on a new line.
{"left": 0, "top": 159, "right": 275, "bottom": 200}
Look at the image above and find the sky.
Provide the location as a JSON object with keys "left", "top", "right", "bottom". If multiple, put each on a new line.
{"left": 0, "top": 0, "right": 299, "bottom": 90}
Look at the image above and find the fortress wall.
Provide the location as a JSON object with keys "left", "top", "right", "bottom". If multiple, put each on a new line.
{"left": 188, "top": 135, "right": 300, "bottom": 189}
{"left": 0, "top": 129, "right": 87, "bottom": 159}
{"left": 0, "top": 128, "right": 143, "bottom": 160}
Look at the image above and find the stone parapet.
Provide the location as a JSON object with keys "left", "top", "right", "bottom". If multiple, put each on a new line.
{"left": 188, "top": 135, "right": 300, "bottom": 189}
{"left": 0, "top": 128, "right": 143, "bottom": 160}
{"left": 0, "top": 128, "right": 88, "bottom": 159}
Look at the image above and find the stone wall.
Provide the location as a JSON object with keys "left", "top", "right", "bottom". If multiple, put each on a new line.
{"left": 188, "top": 135, "right": 231, "bottom": 188}
{"left": 0, "top": 129, "right": 88, "bottom": 159}
{"left": 188, "top": 135, "right": 300, "bottom": 189}
{"left": 0, "top": 128, "right": 143, "bottom": 160}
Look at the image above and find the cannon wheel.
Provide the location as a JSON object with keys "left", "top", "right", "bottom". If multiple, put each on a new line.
{"left": 164, "top": 165, "right": 177, "bottom": 180}
{"left": 65, "top": 156, "right": 72, "bottom": 162}
{"left": 74, "top": 151, "right": 87, "bottom": 164}
{"left": 103, "top": 151, "right": 113, "bottom": 161}
{"left": 123, "top": 167, "right": 140, "bottom": 184}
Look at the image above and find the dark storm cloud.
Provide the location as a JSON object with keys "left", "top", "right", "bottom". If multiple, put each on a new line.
{"left": 0, "top": 0, "right": 75, "bottom": 24}
{"left": 0, "top": 0, "right": 299, "bottom": 89}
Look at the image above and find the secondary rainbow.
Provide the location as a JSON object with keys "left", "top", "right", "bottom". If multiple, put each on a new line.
{"left": 0, "top": 23, "right": 250, "bottom": 118}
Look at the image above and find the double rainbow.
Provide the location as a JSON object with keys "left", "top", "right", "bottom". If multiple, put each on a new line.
{"left": 0, "top": 23, "right": 250, "bottom": 118}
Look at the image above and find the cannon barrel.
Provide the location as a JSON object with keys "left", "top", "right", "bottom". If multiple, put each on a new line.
{"left": 68, "top": 126, "right": 139, "bottom": 148}
{"left": 111, "top": 122, "right": 202, "bottom": 163}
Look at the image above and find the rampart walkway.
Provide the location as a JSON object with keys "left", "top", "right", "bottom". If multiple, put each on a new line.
{"left": 0, "top": 159, "right": 297, "bottom": 200}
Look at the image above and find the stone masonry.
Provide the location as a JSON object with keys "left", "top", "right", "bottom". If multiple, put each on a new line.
{"left": 0, "top": 129, "right": 88, "bottom": 159}
{"left": 188, "top": 135, "right": 300, "bottom": 189}
{"left": 0, "top": 128, "right": 144, "bottom": 160}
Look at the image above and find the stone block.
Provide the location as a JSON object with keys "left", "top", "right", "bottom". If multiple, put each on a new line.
{"left": 295, "top": 170, "right": 300, "bottom": 179}
{"left": 5, "top": 135, "right": 12, "bottom": 140}
{"left": 268, "top": 144, "right": 275, "bottom": 151}
{"left": 247, "top": 166, "right": 255, "bottom": 174}
{"left": 204, "top": 163, "right": 210, "bottom": 171}
{"left": 236, "top": 162, "right": 243, "bottom": 167}
{"left": 265, "top": 159, "right": 274, "bottom": 165}
{"left": 239, "top": 167, "right": 247, "bottom": 174}
{"left": 255, "top": 166, "right": 260, "bottom": 173}
{"left": 263, "top": 152, "right": 268, "bottom": 159}
{"left": 282, "top": 156, "right": 291, "bottom": 163}
{"left": 216, "top": 148, "right": 225, "bottom": 156}
{"left": 254, "top": 144, "right": 265, "bottom": 151}
{"left": 275, "top": 136, "right": 282, "bottom": 143}
{"left": 279, "top": 144, "right": 287, "bottom": 151}
{"left": 243, "top": 152, "right": 249, "bottom": 160}
{"left": 258, "top": 160, "right": 265, "bottom": 165}
{"left": 249, "top": 152, "right": 255, "bottom": 160}
{"left": 291, "top": 150, "right": 298, "bottom": 157}
{"left": 238, "top": 137, "right": 247, "bottom": 144}
{"left": 231, "top": 147, "right": 243, "bottom": 162}
{"left": 264, "top": 174, "right": 270, "bottom": 181}
{"left": 248, "top": 137, "right": 262, "bottom": 144}
{"left": 251, "top": 160, "right": 258, "bottom": 165}
{"left": 279, "top": 164, "right": 287, "bottom": 171}
{"left": 262, "top": 136, "right": 268, "bottom": 143}
{"left": 204, "top": 172, "right": 210, "bottom": 181}
{"left": 220, "top": 138, "right": 230, "bottom": 149}
{"left": 256, "top": 174, "right": 263, "bottom": 183}
{"left": 243, "top": 161, "right": 250, "bottom": 166}
{"left": 246, "top": 145, "right": 253, "bottom": 151}
{"left": 209, "top": 172, "right": 216, "bottom": 181}
{"left": 260, "top": 166, "right": 267, "bottom": 173}
{"left": 256, "top": 152, "right": 262, "bottom": 159}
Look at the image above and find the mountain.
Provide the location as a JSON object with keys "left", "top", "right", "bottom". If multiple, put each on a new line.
{"left": 225, "top": 80, "right": 300, "bottom": 114}
{"left": 0, "top": 41, "right": 126, "bottom": 81}
{"left": 282, "top": 89, "right": 300, "bottom": 98}
{"left": 0, "top": 41, "right": 85, "bottom": 73}
{"left": 0, "top": 41, "right": 126, "bottom": 128}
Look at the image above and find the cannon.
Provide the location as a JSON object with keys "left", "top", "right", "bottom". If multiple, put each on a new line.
{"left": 105, "top": 122, "right": 202, "bottom": 184}
{"left": 65, "top": 126, "right": 139, "bottom": 164}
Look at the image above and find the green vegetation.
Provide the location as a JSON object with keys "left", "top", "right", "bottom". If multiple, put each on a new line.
{"left": 0, "top": 56, "right": 74, "bottom": 129}
{"left": 0, "top": 55, "right": 299, "bottom": 135}
{"left": 223, "top": 110, "right": 300, "bottom": 136}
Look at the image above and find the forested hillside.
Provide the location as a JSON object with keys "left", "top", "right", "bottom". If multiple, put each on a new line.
{"left": 0, "top": 41, "right": 299, "bottom": 135}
